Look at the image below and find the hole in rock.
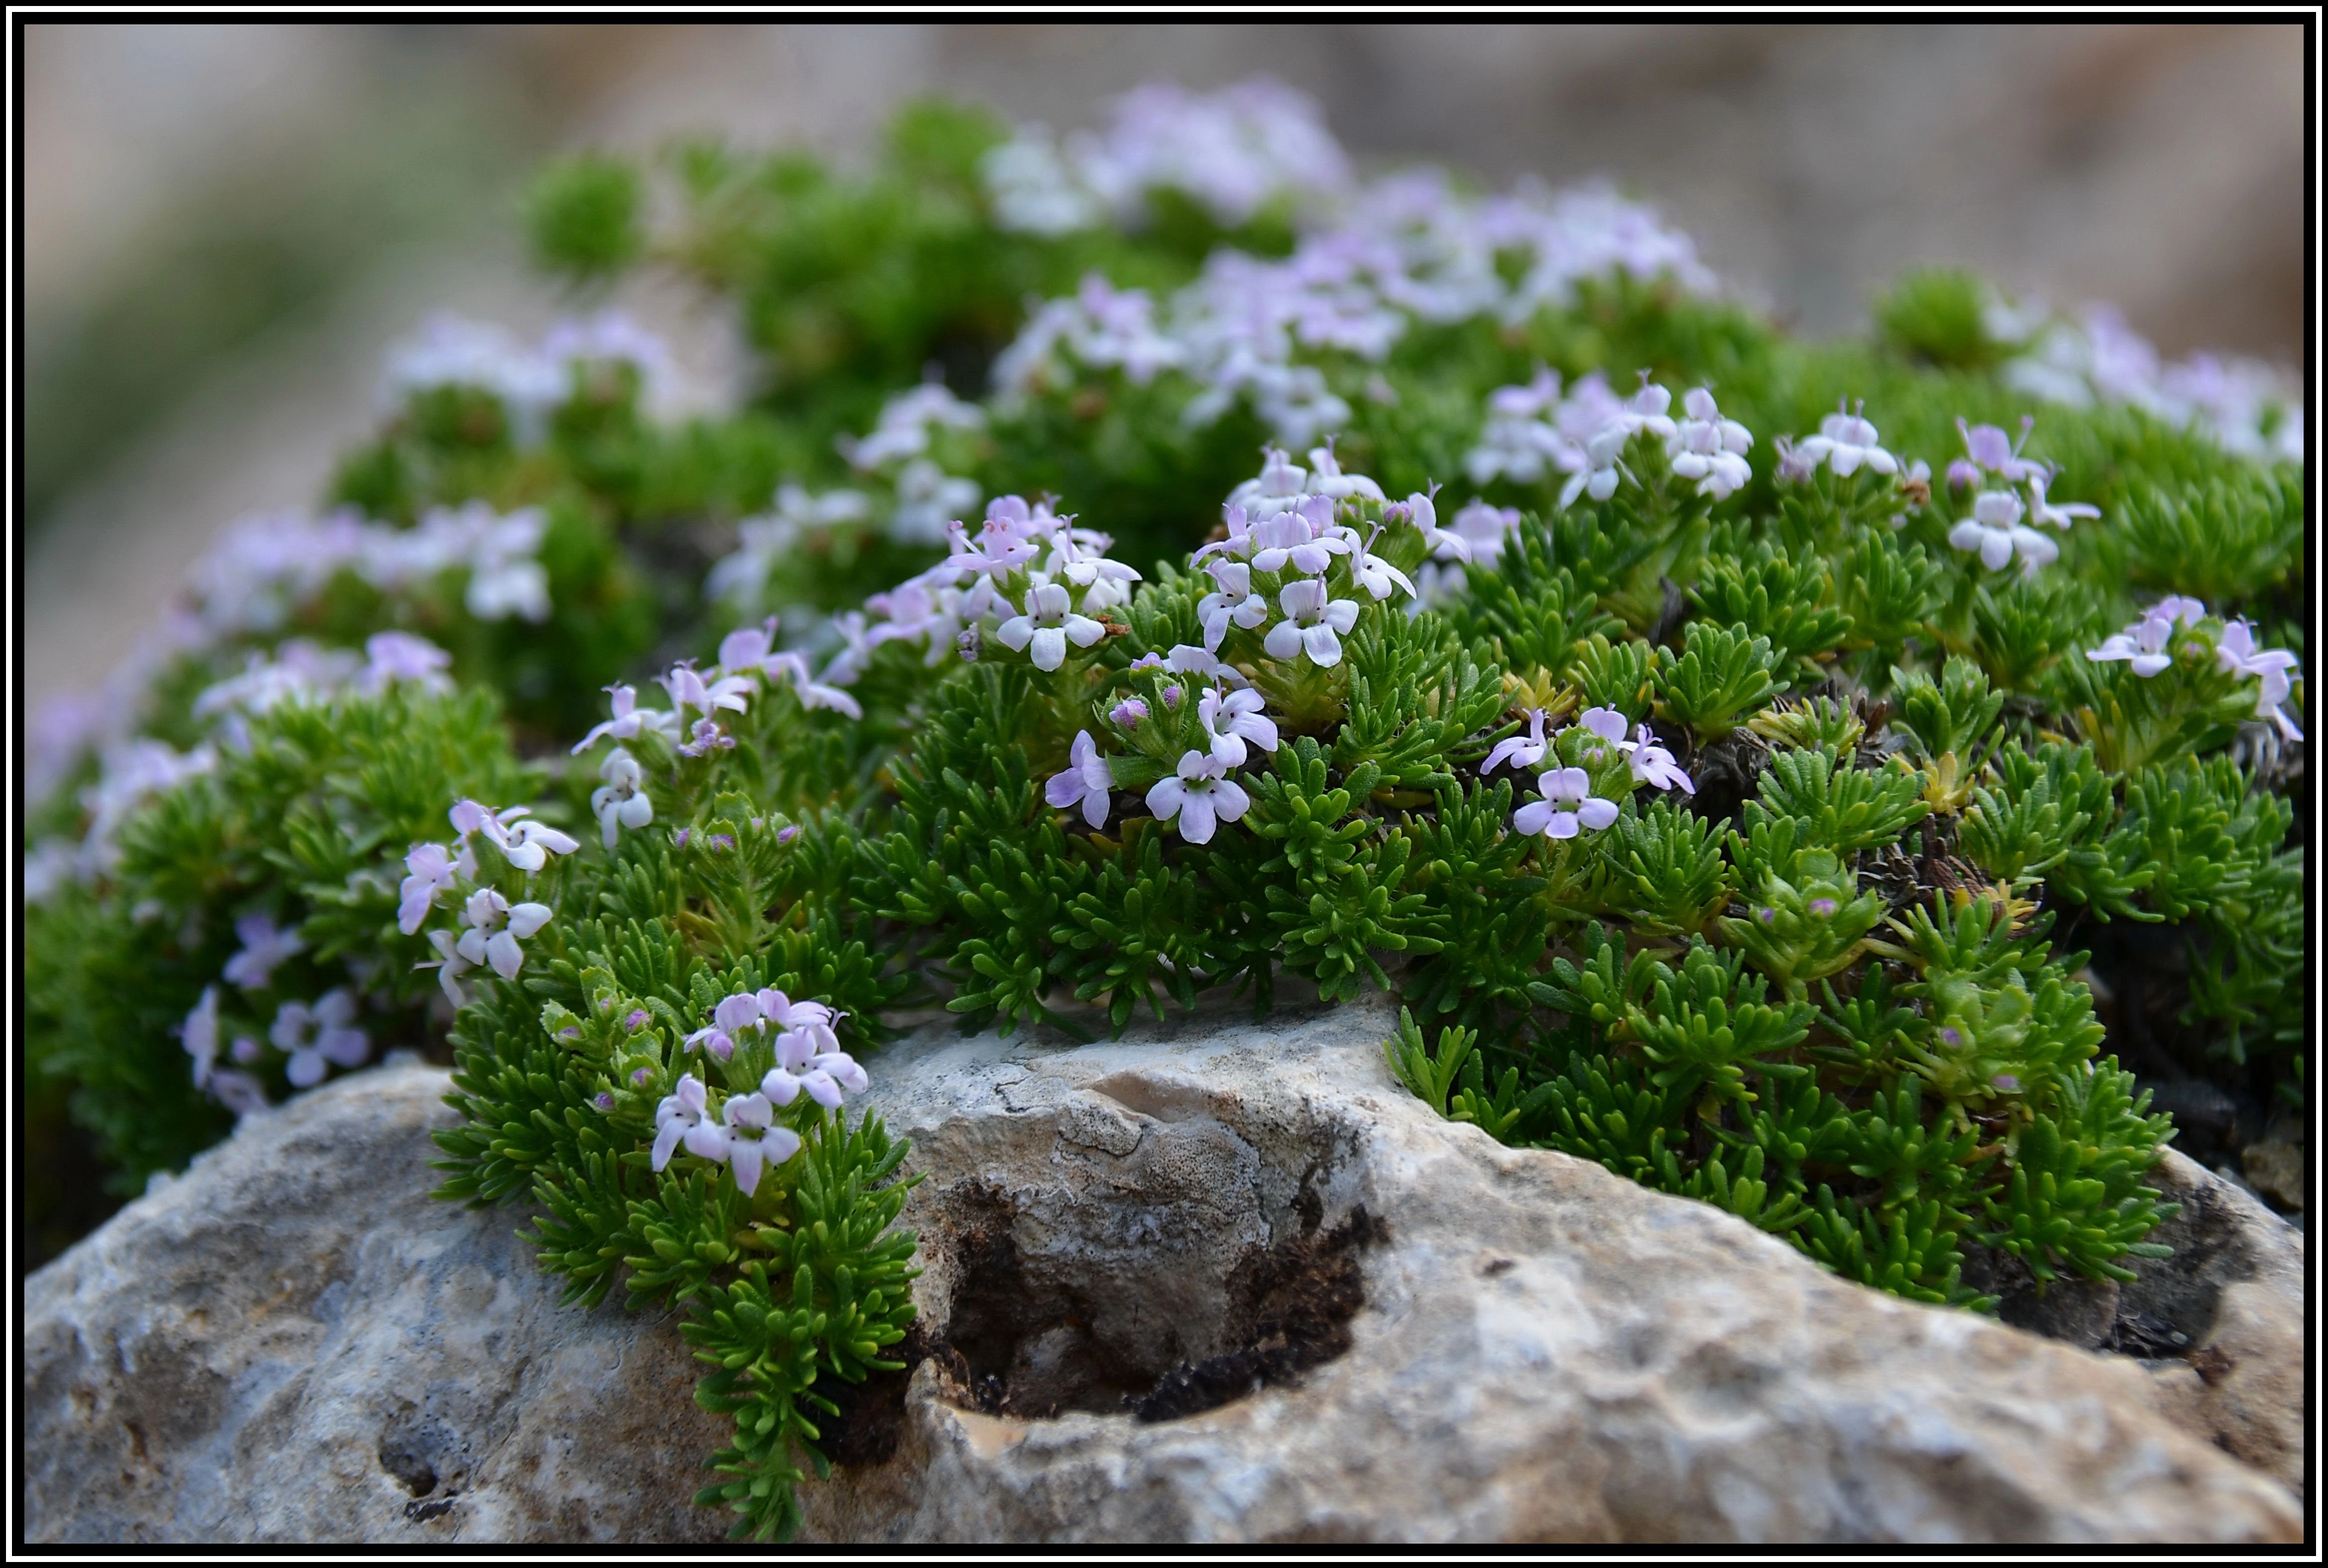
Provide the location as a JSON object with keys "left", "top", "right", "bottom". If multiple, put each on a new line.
{"left": 916, "top": 1181, "right": 1382, "bottom": 1425}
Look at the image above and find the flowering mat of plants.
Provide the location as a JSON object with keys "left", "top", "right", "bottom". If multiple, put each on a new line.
{"left": 25, "top": 80, "right": 2306, "bottom": 1540}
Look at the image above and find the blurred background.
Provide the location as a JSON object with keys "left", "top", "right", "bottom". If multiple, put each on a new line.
{"left": 22, "top": 21, "right": 2306, "bottom": 715}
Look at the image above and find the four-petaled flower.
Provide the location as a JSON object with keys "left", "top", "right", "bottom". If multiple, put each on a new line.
{"left": 2024, "top": 469, "right": 2099, "bottom": 532}
{"left": 2086, "top": 597, "right": 2204, "bottom": 678}
{"left": 1145, "top": 750, "right": 1251, "bottom": 844}
{"left": 572, "top": 684, "right": 679, "bottom": 755}
{"left": 452, "top": 888, "right": 555, "bottom": 981}
{"left": 651, "top": 1074, "right": 710, "bottom": 1171}
{"left": 399, "top": 839, "right": 472, "bottom": 934}
{"left": 270, "top": 989, "right": 370, "bottom": 1089}
{"left": 1955, "top": 415, "right": 2041, "bottom": 482}
{"left": 591, "top": 748, "right": 654, "bottom": 849}
{"left": 995, "top": 582, "right": 1107, "bottom": 671}
{"left": 1794, "top": 399, "right": 1898, "bottom": 477}
{"left": 1947, "top": 488, "right": 2058, "bottom": 573}
{"left": 1665, "top": 388, "right": 1754, "bottom": 499}
{"left": 1573, "top": 705, "right": 1631, "bottom": 760}
{"left": 1559, "top": 424, "right": 1630, "bottom": 510}
{"left": 222, "top": 912, "right": 304, "bottom": 990}
{"left": 1629, "top": 726, "right": 1696, "bottom": 794}
{"left": 1514, "top": 768, "right": 1618, "bottom": 839}
{"left": 1046, "top": 730, "right": 1116, "bottom": 828}
{"left": 1348, "top": 527, "right": 1417, "bottom": 601}
{"left": 662, "top": 662, "right": 752, "bottom": 721}
{"left": 1198, "top": 687, "right": 1279, "bottom": 769}
{"left": 713, "top": 1092, "right": 799, "bottom": 1196}
{"left": 1483, "top": 709, "right": 1550, "bottom": 775}
{"left": 1197, "top": 560, "right": 1271, "bottom": 649}
{"left": 1263, "top": 577, "right": 1360, "bottom": 667}
{"left": 760, "top": 1020, "right": 868, "bottom": 1113}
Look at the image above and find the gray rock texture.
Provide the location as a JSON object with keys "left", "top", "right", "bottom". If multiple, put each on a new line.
{"left": 22, "top": 1004, "right": 2305, "bottom": 1544}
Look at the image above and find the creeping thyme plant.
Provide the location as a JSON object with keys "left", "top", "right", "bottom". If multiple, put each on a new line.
{"left": 26, "top": 81, "right": 2307, "bottom": 1537}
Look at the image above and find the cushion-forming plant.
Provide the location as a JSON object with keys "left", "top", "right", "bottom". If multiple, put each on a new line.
{"left": 26, "top": 81, "right": 2306, "bottom": 1539}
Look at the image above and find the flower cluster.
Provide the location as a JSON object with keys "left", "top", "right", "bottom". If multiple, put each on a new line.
{"left": 990, "top": 156, "right": 1711, "bottom": 448}
{"left": 1467, "top": 372, "right": 1754, "bottom": 507}
{"left": 852, "top": 493, "right": 1138, "bottom": 672}
{"left": 381, "top": 309, "right": 677, "bottom": 439}
{"left": 1030, "top": 444, "right": 1469, "bottom": 843}
{"left": 1942, "top": 417, "right": 2098, "bottom": 574}
{"left": 399, "top": 797, "right": 580, "bottom": 1005}
{"left": 2087, "top": 595, "right": 2303, "bottom": 740}
{"left": 1485, "top": 705, "right": 1694, "bottom": 840}
{"left": 983, "top": 76, "right": 1351, "bottom": 235}
{"left": 651, "top": 989, "right": 869, "bottom": 1195}
{"left": 2000, "top": 298, "right": 2304, "bottom": 463}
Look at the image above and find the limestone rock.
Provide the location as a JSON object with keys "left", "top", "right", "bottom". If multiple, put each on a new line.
{"left": 23, "top": 1062, "right": 732, "bottom": 1545}
{"left": 2123, "top": 1149, "right": 2307, "bottom": 1494}
{"left": 23, "top": 1005, "right": 2304, "bottom": 1544}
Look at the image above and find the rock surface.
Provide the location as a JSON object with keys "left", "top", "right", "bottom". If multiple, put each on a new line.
{"left": 23, "top": 1003, "right": 2305, "bottom": 1544}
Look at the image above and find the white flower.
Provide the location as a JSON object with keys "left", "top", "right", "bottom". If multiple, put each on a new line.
{"left": 714, "top": 1092, "right": 800, "bottom": 1196}
{"left": 717, "top": 621, "right": 865, "bottom": 720}
{"left": 1513, "top": 767, "right": 1618, "bottom": 840}
{"left": 652, "top": 1074, "right": 710, "bottom": 1171}
{"left": 462, "top": 507, "right": 551, "bottom": 622}
{"left": 2085, "top": 599, "right": 2197, "bottom": 677}
{"left": 1304, "top": 439, "right": 1385, "bottom": 501}
{"left": 1198, "top": 687, "right": 1279, "bottom": 769}
{"left": 890, "top": 460, "right": 982, "bottom": 546}
{"left": 1558, "top": 423, "right": 1630, "bottom": 510}
{"left": 1145, "top": 750, "right": 1251, "bottom": 845}
{"left": 183, "top": 986, "right": 221, "bottom": 1089}
{"left": 1046, "top": 730, "right": 1116, "bottom": 828}
{"left": 1947, "top": 489, "right": 2058, "bottom": 573}
{"left": 1482, "top": 709, "right": 1551, "bottom": 775}
{"left": 1197, "top": 560, "right": 1272, "bottom": 650}
{"left": 662, "top": 662, "right": 753, "bottom": 722}
{"left": 2212, "top": 618, "right": 2305, "bottom": 739}
{"left": 761, "top": 1018, "right": 867, "bottom": 1112}
{"left": 572, "top": 684, "right": 681, "bottom": 755}
{"left": 1047, "top": 533, "right": 1143, "bottom": 616}
{"left": 1262, "top": 577, "right": 1361, "bottom": 667}
{"left": 452, "top": 888, "right": 555, "bottom": 980}
{"left": 357, "top": 631, "right": 454, "bottom": 695}
{"left": 1665, "top": 388, "right": 1754, "bottom": 499}
{"left": 1573, "top": 706, "right": 1631, "bottom": 755}
{"left": 1629, "top": 725, "right": 1695, "bottom": 794}
{"left": 422, "top": 929, "right": 476, "bottom": 1007}
{"left": 1794, "top": 399, "right": 1898, "bottom": 477}
{"left": 398, "top": 841, "right": 467, "bottom": 935}
{"left": 2025, "top": 469, "right": 2099, "bottom": 531}
{"left": 591, "top": 749, "right": 655, "bottom": 849}
{"left": 1348, "top": 528, "right": 1417, "bottom": 602}
{"left": 221, "top": 912, "right": 303, "bottom": 991}
{"left": 995, "top": 582, "right": 1107, "bottom": 671}
{"left": 270, "top": 989, "right": 369, "bottom": 1089}
{"left": 493, "top": 814, "right": 582, "bottom": 874}
{"left": 1448, "top": 499, "right": 1521, "bottom": 571}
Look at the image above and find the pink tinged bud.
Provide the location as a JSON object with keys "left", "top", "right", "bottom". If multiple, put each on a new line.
{"left": 1808, "top": 898, "right": 1839, "bottom": 918}
{"left": 1991, "top": 1074, "right": 2020, "bottom": 1092}
{"left": 777, "top": 824, "right": 801, "bottom": 845}
{"left": 625, "top": 1010, "right": 650, "bottom": 1031}
{"left": 595, "top": 1092, "right": 616, "bottom": 1112}
{"left": 632, "top": 1067, "right": 653, "bottom": 1086}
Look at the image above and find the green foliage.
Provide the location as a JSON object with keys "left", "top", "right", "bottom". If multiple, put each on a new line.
{"left": 1875, "top": 268, "right": 2005, "bottom": 371}
{"left": 2115, "top": 473, "right": 2303, "bottom": 608}
{"left": 527, "top": 153, "right": 646, "bottom": 279}
{"left": 1653, "top": 622, "right": 1783, "bottom": 740}
{"left": 25, "top": 84, "right": 2306, "bottom": 1536}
